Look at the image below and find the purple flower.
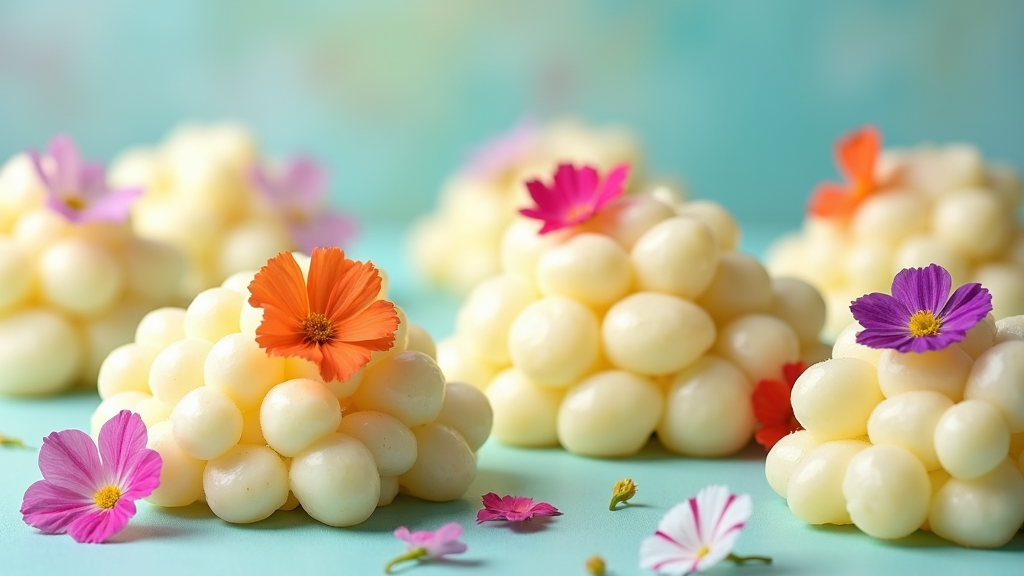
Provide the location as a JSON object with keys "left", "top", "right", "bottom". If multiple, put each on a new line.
{"left": 850, "top": 263, "right": 992, "bottom": 353}
{"left": 28, "top": 134, "right": 143, "bottom": 224}
{"left": 464, "top": 120, "right": 540, "bottom": 179}
{"left": 249, "top": 156, "right": 356, "bottom": 253}
{"left": 385, "top": 522, "right": 467, "bottom": 573}
{"left": 20, "top": 411, "right": 162, "bottom": 543}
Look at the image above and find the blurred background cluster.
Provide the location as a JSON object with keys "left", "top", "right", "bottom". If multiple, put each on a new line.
{"left": 2, "top": 0, "right": 1021, "bottom": 233}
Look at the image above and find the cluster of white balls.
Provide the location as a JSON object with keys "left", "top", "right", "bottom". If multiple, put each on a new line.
{"left": 408, "top": 120, "right": 648, "bottom": 293}
{"left": 769, "top": 143, "right": 1024, "bottom": 340}
{"left": 438, "top": 191, "right": 829, "bottom": 458}
{"left": 91, "top": 254, "right": 492, "bottom": 527}
{"left": 0, "top": 153, "right": 183, "bottom": 395}
{"left": 110, "top": 123, "right": 301, "bottom": 300}
{"left": 766, "top": 317, "right": 1024, "bottom": 547}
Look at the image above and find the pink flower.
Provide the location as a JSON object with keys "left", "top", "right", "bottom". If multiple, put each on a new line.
{"left": 20, "top": 411, "right": 162, "bottom": 544}
{"left": 476, "top": 492, "right": 562, "bottom": 523}
{"left": 28, "top": 134, "right": 143, "bottom": 224}
{"left": 385, "top": 522, "right": 467, "bottom": 573}
{"left": 464, "top": 120, "right": 540, "bottom": 179}
{"left": 519, "top": 162, "right": 630, "bottom": 234}
{"left": 249, "top": 156, "right": 357, "bottom": 253}
{"left": 639, "top": 485, "right": 770, "bottom": 575}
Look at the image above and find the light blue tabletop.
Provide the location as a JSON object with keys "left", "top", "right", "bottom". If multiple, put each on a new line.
{"left": 0, "top": 227, "right": 1021, "bottom": 576}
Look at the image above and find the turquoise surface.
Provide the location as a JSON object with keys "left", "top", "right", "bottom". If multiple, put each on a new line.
{"left": 1, "top": 227, "right": 1023, "bottom": 576}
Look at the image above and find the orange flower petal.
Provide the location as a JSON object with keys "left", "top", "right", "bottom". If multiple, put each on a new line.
{"left": 838, "top": 125, "right": 880, "bottom": 189}
{"left": 324, "top": 260, "right": 385, "bottom": 324}
{"left": 306, "top": 247, "right": 355, "bottom": 315}
{"left": 248, "top": 252, "right": 310, "bottom": 322}
{"left": 808, "top": 182, "right": 857, "bottom": 218}
{"left": 318, "top": 340, "right": 376, "bottom": 383}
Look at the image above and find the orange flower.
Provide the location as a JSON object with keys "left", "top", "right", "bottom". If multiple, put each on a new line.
{"left": 247, "top": 248, "right": 399, "bottom": 383}
{"left": 808, "top": 125, "right": 881, "bottom": 219}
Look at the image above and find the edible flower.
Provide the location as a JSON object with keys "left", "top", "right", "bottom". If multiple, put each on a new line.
{"left": 476, "top": 492, "right": 562, "bottom": 523}
{"left": 465, "top": 120, "right": 539, "bottom": 179}
{"left": 752, "top": 362, "right": 808, "bottom": 450}
{"left": 807, "top": 125, "right": 880, "bottom": 219}
{"left": 250, "top": 156, "right": 357, "bottom": 254}
{"left": 850, "top": 263, "right": 992, "bottom": 353}
{"left": 385, "top": 522, "right": 467, "bottom": 574}
{"left": 609, "top": 478, "right": 638, "bottom": 510}
{"left": 639, "top": 485, "right": 771, "bottom": 575}
{"left": 0, "top": 432, "right": 31, "bottom": 449}
{"left": 519, "top": 162, "right": 630, "bottom": 234}
{"left": 248, "top": 248, "right": 399, "bottom": 382}
{"left": 585, "top": 555, "right": 607, "bottom": 575}
{"left": 20, "top": 411, "right": 162, "bottom": 544}
{"left": 28, "top": 134, "right": 143, "bottom": 224}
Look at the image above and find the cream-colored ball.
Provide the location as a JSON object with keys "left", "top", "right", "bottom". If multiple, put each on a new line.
{"left": 657, "top": 356, "right": 755, "bottom": 457}
{"left": 714, "top": 314, "right": 801, "bottom": 383}
{"left": 933, "top": 189, "right": 1012, "bottom": 259}
{"left": 765, "top": 430, "right": 820, "bottom": 498}
{"left": 485, "top": 369, "right": 563, "bottom": 447}
{"left": 929, "top": 459, "right": 1024, "bottom": 548}
{"left": 876, "top": 346, "right": 972, "bottom": 402}
{"left": 934, "top": 399, "right": 1011, "bottom": 480}
{"left": 171, "top": 386, "right": 244, "bottom": 460}
{"left": 587, "top": 194, "right": 675, "bottom": 250}
{"left": 0, "top": 308, "right": 81, "bottom": 395}
{"left": 0, "top": 238, "right": 32, "bottom": 312}
{"left": 405, "top": 324, "right": 437, "bottom": 360}
{"left": 91, "top": 391, "right": 150, "bottom": 437}
{"left": 238, "top": 303, "right": 263, "bottom": 335}
{"left": 145, "top": 421, "right": 206, "bottom": 507}
{"left": 823, "top": 291, "right": 858, "bottom": 343}
{"left": 368, "top": 305, "right": 410, "bottom": 367}
{"left": 261, "top": 378, "right": 342, "bottom": 457}
{"left": 79, "top": 300, "right": 151, "bottom": 384}
{"left": 557, "top": 370, "right": 663, "bottom": 457}
{"left": 455, "top": 275, "right": 537, "bottom": 365}
{"left": 964, "top": 340, "right": 1024, "bottom": 433}
{"left": 499, "top": 218, "right": 566, "bottom": 282}
{"left": 435, "top": 337, "right": 499, "bottom": 391}
{"left": 149, "top": 338, "right": 212, "bottom": 405}
{"left": 696, "top": 252, "right": 773, "bottom": 322}
{"left": 798, "top": 218, "right": 847, "bottom": 289}
{"left": 602, "top": 292, "right": 715, "bottom": 376}
{"left": 220, "top": 270, "right": 256, "bottom": 295}
{"left": 353, "top": 351, "right": 445, "bottom": 427}
{"left": 867, "top": 390, "right": 953, "bottom": 471}
{"left": 538, "top": 233, "right": 632, "bottom": 307}
{"left": 204, "top": 444, "right": 289, "bottom": 524}
{"left": 204, "top": 332, "right": 285, "bottom": 411}
{"left": 765, "top": 234, "right": 805, "bottom": 281}
{"left": 767, "top": 277, "right": 827, "bottom": 347}
{"left": 98, "top": 343, "right": 159, "bottom": 399}
{"left": 842, "top": 445, "right": 931, "bottom": 539}
{"left": 216, "top": 220, "right": 292, "bottom": 282}
{"left": 135, "top": 307, "right": 187, "bottom": 351}
{"left": 378, "top": 476, "right": 399, "bottom": 507}
{"left": 892, "top": 235, "right": 970, "bottom": 288}
{"left": 0, "top": 154, "right": 46, "bottom": 232}
{"left": 801, "top": 341, "right": 833, "bottom": 366}
{"left": 289, "top": 433, "right": 380, "bottom": 527}
{"left": 38, "top": 238, "right": 124, "bottom": 316}
{"left": 135, "top": 397, "right": 173, "bottom": 427}
{"left": 398, "top": 423, "right": 476, "bottom": 502}
{"left": 995, "top": 315, "right": 1024, "bottom": 344}
{"left": 508, "top": 296, "right": 599, "bottom": 386}
{"left": 238, "top": 407, "right": 266, "bottom": 446}
{"left": 832, "top": 322, "right": 882, "bottom": 366}
{"left": 958, "top": 313, "right": 996, "bottom": 359}
{"left": 336, "top": 411, "right": 418, "bottom": 477}
{"left": 184, "top": 288, "right": 243, "bottom": 343}
{"left": 791, "top": 358, "right": 883, "bottom": 441}
{"left": 786, "top": 439, "right": 870, "bottom": 525}
{"left": 12, "top": 208, "right": 69, "bottom": 255}
{"left": 630, "top": 216, "right": 717, "bottom": 300}
{"left": 123, "top": 238, "right": 184, "bottom": 304}
{"left": 987, "top": 164, "right": 1024, "bottom": 210}
{"left": 675, "top": 200, "right": 740, "bottom": 251}
{"left": 850, "top": 190, "right": 928, "bottom": 246}
{"left": 844, "top": 242, "right": 895, "bottom": 294}
{"left": 972, "top": 262, "right": 1024, "bottom": 320}
{"left": 434, "top": 381, "right": 493, "bottom": 452}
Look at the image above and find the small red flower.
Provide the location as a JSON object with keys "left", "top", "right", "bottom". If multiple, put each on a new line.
{"left": 808, "top": 126, "right": 880, "bottom": 219}
{"left": 752, "top": 362, "right": 808, "bottom": 450}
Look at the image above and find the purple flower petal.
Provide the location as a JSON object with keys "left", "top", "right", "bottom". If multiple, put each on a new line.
{"left": 43, "top": 134, "right": 83, "bottom": 194}
{"left": 284, "top": 157, "right": 329, "bottom": 210}
{"left": 890, "top": 264, "right": 950, "bottom": 315}
{"left": 67, "top": 499, "right": 135, "bottom": 544}
{"left": 98, "top": 411, "right": 162, "bottom": 501}
{"left": 21, "top": 480, "right": 96, "bottom": 534}
{"left": 850, "top": 292, "right": 911, "bottom": 333}
{"left": 38, "top": 429, "right": 104, "bottom": 495}
{"left": 77, "top": 187, "right": 143, "bottom": 224}
{"left": 289, "top": 211, "right": 357, "bottom": 254}
{"left": 465, "top": 120, "right": 539, "bottom": 179}
{"left": 938, "top": 283, "right": 993, "bottom": 333}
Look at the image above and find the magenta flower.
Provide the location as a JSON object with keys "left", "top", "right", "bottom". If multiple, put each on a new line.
{"left": 20, "top": 410, "right": 162, "bottom": 544}
{"left": 464, "top": 120, "right": 539, "bottom": 179}
{"left": 519, "top": 162, "right": 630, "bottom": 234}
{"left": 639, "top": 485, "right": 770, "bottom": 575}
{"left": 249, "top": 156, "right": 357, "bottom": 253}
{"left": 385, "top": 522, "right": 467, "bottom": 573}
{"left": 28, "top": 134, "right": 143, "bottom": 224}
{"left": 476, "top": 492, "right": 562, "bottom": 523}
{"left": 850, "top": 263, "right": 992, "bottom": 353}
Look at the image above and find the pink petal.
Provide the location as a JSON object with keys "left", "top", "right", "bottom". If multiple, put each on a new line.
{"left": 505, "top": 495, "right": 535, "bottom": 512}
{"left": 527, "top": 502, "right": 561, "bottom": 516}
{"left": 67, "top": 499, "right": 135, "bottom": 544}
{"left": 21, "top": 480, "right": 96, "bottom": 535}
{"left": 46, "top": 134, "right": 84, "bottom": 194}
{"left": 503, "top": 509, "right": 534, "bottom": 522}
{"left": 290, "top": 211, "right": 357, "bottom": 254}
{"left": 434, "top": 521, "right": 462, "bottom": 542}
{"left": 98, "top": 411, "right": 162, "bottom": 500}
{"left": 285, "top": 156, "right": 329, "bottom": 209}
{"left": 480, "top": 492, "right": 504, "bottom": 510}
{"left": 78, "top": 187, "right": 143, "bottom": 224}
{"left": 655, "top": 501, "right": 703, "bottom": 553}
{"left": 426, "top": 522, "right": 466, "bottom": 557}
{"left": 575, "top": 165, "right": 599, "bottom": 205}
{"left": 595, "top": 163, "right": 630, "bottom": 207}
{"left": 393, "top": 526, "right": 413, "bottom": 544}
{"left": 38, "top": 429, "right": 103, "bottom": 495}
{"left": 476, "top": 509, "right": 506, "bottom": 524}
{"left": 639, "top": 532, "right": 698, "bottom": 574}
{"left": 43, "top": 195, "right": 82, "bottom": 223}
{"left": 79, "top": 163, "right": 109, "bottom": 202}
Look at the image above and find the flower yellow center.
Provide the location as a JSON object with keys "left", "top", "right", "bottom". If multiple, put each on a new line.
{"left": 566, "top": 204, "right": 591, "bottom": 223}
{"left": 301, "top": 312, "right": 335, "bottom": 344}
{"left": 65, "top": 196, "right": 87, "bottom": 211}
{"left": 93, "top": 485, "right": 122, "bottom": 510}
{"left": 908, "top": 310, "right": 941, "bottom": 337}
{"left": 696, "top": 545, "right": 711, "bottom": 559}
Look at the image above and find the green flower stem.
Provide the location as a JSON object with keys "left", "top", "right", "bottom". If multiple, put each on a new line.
{"left": 727, "top": 553, "right": 773, "bottom": 565}
{"left": 608, "top": 495, "right": 628, "bottom": 511}
{"left": 0, "top": 434, "right": 31, "bottom": 449}
{"left": 384, "top": 547, "right": 428, "bottom": 574}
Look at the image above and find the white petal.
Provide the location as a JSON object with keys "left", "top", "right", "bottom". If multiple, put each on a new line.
{"left": 639, "top": 534, "right": 698, "bottom": 575}
{"left": 711, "top": 492, "right": 752, "bottom": 543}
{"left": 656, "top": 501, "right": 703, "bottom": 551}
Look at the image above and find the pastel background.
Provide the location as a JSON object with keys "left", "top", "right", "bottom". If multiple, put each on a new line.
{"left": 1, "top": 0, "right": 1022, "bottom": 233}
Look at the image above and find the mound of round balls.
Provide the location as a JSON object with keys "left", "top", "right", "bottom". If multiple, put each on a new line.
{"left": 109, "top": 123, "right": 308, "bottom": 299}
{"left": 0, "top": 154, "right": 184, "bottom": 395}
{"left": 91, "top": 254, "right": 492, "bottom": 527}
{"left": 408, "top": 119, "right": 665, "bottom": 293}
{"left": 770, "top": 140, "right": 1024, "bottom": 340}
{"left": 766, "top": 317, "right": 1024, "bottom": 548}
{"left": 438, "top": 193, "right": 828, "bottom": 458}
